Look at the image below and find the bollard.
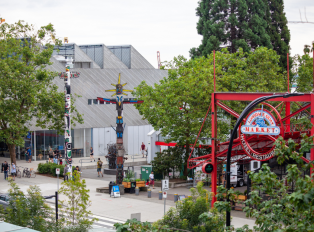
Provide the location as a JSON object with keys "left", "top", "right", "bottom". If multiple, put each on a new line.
{"left": 135, "top": 187, "right": 139, "bottom": 196}
{"left": 159, "top": 191, "right": 162, "bottom": 200}
{"left": 174, "top": 193, "right": 178, "bottom": 202}
{"left": 147, "top": 189, "right": 151, "bottom": 198}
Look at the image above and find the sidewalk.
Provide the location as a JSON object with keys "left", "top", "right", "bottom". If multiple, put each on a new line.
{"left": 0, "top": 155, "right": 148, "bottom": 172}
{"left": 0, "top": 171, "right": 256, "bottom": 229}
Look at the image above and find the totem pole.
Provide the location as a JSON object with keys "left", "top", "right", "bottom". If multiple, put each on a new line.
{"left": 97, "top": 73, "right": 143, "bottom": 184}
{"left": 59, "top": 57, "right": 80, "bottom": 176}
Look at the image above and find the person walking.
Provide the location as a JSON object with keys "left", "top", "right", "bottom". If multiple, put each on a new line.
{"left": 2, "top": 161, "right": 9, "bottom": 180}
{"left": 140, "top": 142, "right": 146, "bottom": 158}
{"left": 97, "top": 158, "right": 103, "bottom": 177}
{"left": 90, "top": 147, "right": 95, "bottom": 162}
{"left": 27, "top": 147, "right": 32, "bottom": 163}
{"left": 63, "top": 164, "right": 68, "bottom": 181}
{"left": 149, "top": 171, "right": 155, "bottom": 189}
{"left": 25, "top": 149, "right": 28, "bottom": 162}
{"left": 48, "top": 148, "right": 54, "bottom": 163}
{"left": 11, "top": 162, "right": 16, "bottom": 181}
{"left": 53, "top": 155, "right": 58, "bottom": 164}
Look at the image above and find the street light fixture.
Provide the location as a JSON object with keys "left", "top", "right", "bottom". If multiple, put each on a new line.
{"left": 225, "top": 92, "right": 304, "bottom": 227}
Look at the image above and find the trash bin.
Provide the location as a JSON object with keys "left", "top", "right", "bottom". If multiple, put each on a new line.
{"left": 130, "top": 181, "right": 136, "bottom": 194}
{"left": 109, "top": 181, "right": 115, "bottom": 195}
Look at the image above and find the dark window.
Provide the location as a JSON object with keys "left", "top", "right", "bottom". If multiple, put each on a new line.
{"left": 93, "top": 99, "right": 98, "bottom": 105}
{"left": 88, "top": 99, "right": 92, "bottom": 105}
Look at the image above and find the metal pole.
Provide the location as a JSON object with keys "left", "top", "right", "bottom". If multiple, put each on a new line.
{"left": 57, "top": 174, "right": 59, "bottom": 191}
{"left": 34, "top": 131, "right": 36, "bottom": 161}
{"left": 214, "top": 50, "right": 216, "bottom": 92}
{"left": 164, "top": 197, "right": 166, "bottom": 216}
{"left": 225, "top": 93, "right": 303, "bottom": 227}
{"left": 55, "top": 191, "right": 58, "bottom": 224}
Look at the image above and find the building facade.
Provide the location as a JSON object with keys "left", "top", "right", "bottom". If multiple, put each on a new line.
{"left": 18, "top": 43, "right": 167, "bottom": 162}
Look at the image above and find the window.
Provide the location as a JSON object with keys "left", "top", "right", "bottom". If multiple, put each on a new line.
{"left": 93, "top": 99, "right": 98, "bottom": 105}
{"left": 88, "top": 99, "right": 92, "bottom": 105}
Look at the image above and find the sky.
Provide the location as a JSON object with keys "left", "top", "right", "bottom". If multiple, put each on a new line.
{"left": 0, "top": 0, "right": 313, "bottom": 68}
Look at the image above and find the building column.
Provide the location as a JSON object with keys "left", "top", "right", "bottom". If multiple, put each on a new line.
{"left": 34, "top": 131, "right": 36, "bottom": 161}
{"left": 84, "top": 128, "right": 86, "bottom": 157}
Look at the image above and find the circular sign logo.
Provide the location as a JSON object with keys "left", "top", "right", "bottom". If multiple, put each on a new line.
{"left": 239, "top": 103, "right": 283, "bottom": 161}
{"left": 202, "top": 163, "right": 214, "bottom": 174}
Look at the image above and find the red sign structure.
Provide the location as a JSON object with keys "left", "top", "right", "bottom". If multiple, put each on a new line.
{"left": 187, "top": 92, "right": 314, "bottom": 206}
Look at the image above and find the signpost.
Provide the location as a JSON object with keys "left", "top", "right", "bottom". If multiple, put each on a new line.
{"left": 110, "top": 185, "right": 121, "bottom": 198}
{"left": 56, "top": 168, "right": 60, "bottom": 191}
{"left": 161, "top": 179, "right": 169, "bottom": 191}
{"left": 163, "top": 191, "right": 167, "bottom": 215}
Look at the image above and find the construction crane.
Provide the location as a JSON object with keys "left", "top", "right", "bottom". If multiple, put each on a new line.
{"left": 157, "top": 51, "right": 161, "bottom": 69}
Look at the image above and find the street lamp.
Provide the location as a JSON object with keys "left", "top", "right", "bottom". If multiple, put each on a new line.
{"left": 225, "top": 92, "right": 303, "bottom": 227}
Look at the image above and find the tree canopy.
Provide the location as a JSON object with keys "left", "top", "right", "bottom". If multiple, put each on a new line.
{"left": 190, "top": 0, "right": 272, "bottom": 57}
{"left": 134, "top": 47, "right": 286, "bottom": 174}
{"left": 0, "top": 21, "right": 83, "bottom": 164}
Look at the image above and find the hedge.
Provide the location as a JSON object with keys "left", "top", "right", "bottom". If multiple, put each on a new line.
{"left": 37, "top": 163, "right": 76, "bottom": 177}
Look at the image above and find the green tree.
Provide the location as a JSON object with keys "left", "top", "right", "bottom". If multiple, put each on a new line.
{"left": 58, "top": 171, "right": 96, "bottom": 231}
{"left": 134, "top": 47, "right": 286, "bottom": 174}
{"left": 0, "top": 20, "right": 83, "bottom": 165}
{"left": 264, "top": 0, "right": 290, "bottom": 71}
{"left": 190, "top": 0, "right": 272, "bottom": 57}
{"left": 151, "top": 146, "right": 184, "bottom": 178}
{"left": 0, "top": 181, "right": 56, "bottom": 232}
{"left": 294, "top": 54, "right": 313, "bottom": 93}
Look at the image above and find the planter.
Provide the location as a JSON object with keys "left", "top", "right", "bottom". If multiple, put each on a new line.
{"left": 136, "top": 181, "right": 145, "bottom": 187}
{"left": 122, "top": 182, "right": 131, "bottom": 188}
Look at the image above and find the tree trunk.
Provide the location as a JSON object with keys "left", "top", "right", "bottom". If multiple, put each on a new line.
{"left": 8, "top": 144, "right": 16, "bottom": 165}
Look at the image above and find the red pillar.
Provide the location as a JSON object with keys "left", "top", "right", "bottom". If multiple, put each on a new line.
{"left": 311, "top": 94, "right": 314, "bottom": 177}
{"left": 211, "top": 93, "right": 217, "bottom": 207}
{"left": 286, "top": 53, "right": 290, "bottom": 132}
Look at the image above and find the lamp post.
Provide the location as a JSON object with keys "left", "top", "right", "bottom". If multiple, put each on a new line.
{"left": 225, "top": 92, "right": 303, "bottom": 227}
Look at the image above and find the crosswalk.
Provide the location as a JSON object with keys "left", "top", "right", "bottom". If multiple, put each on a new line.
{"left": 46, "top": 202, "right": 124, "bottom": 231}
{"left": 89, "top": 214, "right": 124, "bottom": 231}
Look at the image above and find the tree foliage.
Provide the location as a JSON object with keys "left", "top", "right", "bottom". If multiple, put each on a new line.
{"left": 190, "top": 0, "right": 272, "bottom": 57}
{"left": 0, "top": 181, "right": 56, "bottom": 232}
{"left": 0, "top": 20, "right": 83, "bottom": 164}
{"left": 151, "top": 146, "right": 185, "bottom": 178}
{"left": 294, "top": 54, "right": 313, "bottom": 93}
{"left": 58, "top": 172, "right": 96, "bottom": 231}
{"left": 134, "top": 47, "right": 286, "bottom": 174}
{"left": 264, "top": 0, "right": 290, "bottom": 71}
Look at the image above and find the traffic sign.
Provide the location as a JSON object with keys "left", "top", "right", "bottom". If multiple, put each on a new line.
{"left": 56, "top": 168, "right": 60, "bottom": 175}
{"left": 162, "top": 179, "right": 169, "bottom": 191}
{"left": 202, "top": 163, "right": 214, "bottom": 174}
{"left": 163, "top": 191, "right": 167, "bottom": 199}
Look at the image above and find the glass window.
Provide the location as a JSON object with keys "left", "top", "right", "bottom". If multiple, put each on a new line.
{"left": 88, "top": 99, "right": 92, "bottom": 105}
{"left": 93, "top": 99, "right": 98, "bottom": 105}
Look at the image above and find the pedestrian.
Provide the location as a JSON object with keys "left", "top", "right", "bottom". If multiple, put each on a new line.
{"left": 145, "top": 179, "right": 150, "bottom": 187}
{"left": 149, "top": 171, "right": 155, "bottom": 189}
{"left": 27, "top": 147, "right": 32, "bottom": 163}
{"left": 2, "top": 161, "right": 9, "bottom": 180}
{"left": 140, "top": 142, "right": 146, "bottom": 158}
{"left": 53, "top": 155, "right": 58, "bottom": 164}
{"left": 59, "top": 157, "right": 63, "bottom": 165}
{"left": 74, "top": 166, "right": 81, "bottom": 180}
{"left": 11, "top": 162, "right": 16, "bottom": 181}
{"left": 90, "top": 147, "right": 95, "bottom": 162}
{"left": 54, "top": 148, "right": 59, "bottom": 159}
{"left": 97, "top": 158, "right": 103, "bottom": 177}
{"left": 63, "top": 164, "right": 68, "bottom": 181}
{"left": 25, "top": 149, "right": 28, "bottom": 162}
{"left": 48, "top": 148, "right": 54, "bottom": 163}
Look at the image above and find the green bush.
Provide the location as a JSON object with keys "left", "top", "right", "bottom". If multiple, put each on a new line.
{"left": 37, "top": 163, "right": 76, "bottom": 177}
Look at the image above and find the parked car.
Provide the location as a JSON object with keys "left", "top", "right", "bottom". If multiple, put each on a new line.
{"left": 0, "top": 193, "right": 10, "bottom": 210}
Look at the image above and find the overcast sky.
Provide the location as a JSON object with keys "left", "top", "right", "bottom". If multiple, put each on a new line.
{"left": 1, "top": 0, "right": 313, "bottom": 68}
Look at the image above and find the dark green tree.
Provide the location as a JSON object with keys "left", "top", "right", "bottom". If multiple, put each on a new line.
{"left": 264, "top": 0, "right": 290, "bottom": 71}
{"left": 190, "top": 0, "right": 272, "bottom": 57}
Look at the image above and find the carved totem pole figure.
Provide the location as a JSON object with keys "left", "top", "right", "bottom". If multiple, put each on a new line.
{"left": 97, "top": 73, "right": 143, "bottom": 184}
{"left": 59, "top": 57, "right": 80, "bottom": 176}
